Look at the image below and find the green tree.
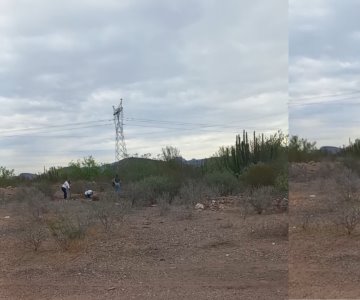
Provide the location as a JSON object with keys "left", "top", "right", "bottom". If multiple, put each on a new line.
{"left": 0, "top": 166, "right": 15, "bottom": 179}
{"left": 0, "top": 166, "right": 15, "bottom": 187}
{"left": 288, "top": 136, "right": 318, "bottom": 162}
{"left": 161, "top": 146, "right": 181, "bottom": 162}
{"left": 67, "top": 156, "right": 100, "bottom": 180}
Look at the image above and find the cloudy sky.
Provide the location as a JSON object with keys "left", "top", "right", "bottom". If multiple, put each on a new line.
{"left": 0, "top": 0, "right": 287, "bottom": 174}
{"left": 289, "top": 0, "right": 360, "bottom": 148}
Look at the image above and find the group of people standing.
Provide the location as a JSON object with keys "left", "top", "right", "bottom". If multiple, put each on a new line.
{"left": 60, "top": 174, "right": 121, "bottom": 200}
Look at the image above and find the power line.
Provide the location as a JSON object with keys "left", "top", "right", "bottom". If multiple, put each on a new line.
{"left": 0, "top": 118, "right": 113, "bottom": 134}
{"left": 0, "top": 113, "right": 286, "bottom": 138}
{"left": 125, "top": 124, "right": 282, "bottom": 135}
{"left": 125, "top": 112, "right": 286, "bottom": 128}
{"left": 289, "top": 90, "right": 360, "bottom": 102}
{"left": 0, "top": 122, "right": 113, "bottom": 138}
{"left": 288, "top": 96, "right": 360, "bottom": 107}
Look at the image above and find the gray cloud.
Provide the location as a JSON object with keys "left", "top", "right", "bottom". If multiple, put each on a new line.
{"left": 0, "top": 0, "right": 287, "bottom": 173}
{"left": 289, "top": 0, "right": 360, "bottom": 147}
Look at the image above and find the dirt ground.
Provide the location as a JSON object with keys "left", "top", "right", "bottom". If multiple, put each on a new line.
{"left": 0, "top": 189, "right": 287, "bottom": 300}
{"left": 289, "top": 162, "right": 360, "bottom": 299}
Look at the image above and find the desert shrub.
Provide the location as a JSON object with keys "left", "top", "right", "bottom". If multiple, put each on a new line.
{"left": 250, "top": 217, "right": 288, "bottom": 240}
{"left": 28, "top": 191, "right": 49, "bottom": 222}
{"left": 47, "top": 217, "right": 85, "bottom": 250}
{"left": 241, "top": 163, "right": 277, "bottom": 187}
{"left": 92, "top": 202, "right": 116, "bottom": 233}
{"left": 13, "top": 187, "right": 28, "bottom": 203}
{"left": 274, "top": 170, "right": 288, "bottom": 192}
{"left": 288, "top": 136, "right": 321, "bottom": 162}
{"left": 90, "top": 191, "right": 128, "bottom": 232}
{"left": 92, "top": 201, "right": 116, "bottom": 233}
{"left": 23, "top": 221, "right": 48, "bottom": 251}
{"left": 0, "top": 189, "right": 8, "bottom": 207}
{"left": 203, "top": 171, "right": 239, "bottom": 196}
{"left": 273, "top": 196, "right": 288, "bottom": 213}
{"left": 127, "top": 175, "right": 179, "bottom": 206}
{"left": 0, "top": 166, "right": 16, "bottom": 187}
{"left": 317, "top": 161, "right": 335, "bottom": 179}
{"left": 247, "top": 186, "right": 275, "bottom": 214}
{"left": 343, "top": 139, "right": 360, "bottom": 157}
{"left": 299, "top": 213, "right": 312, "bottom": 231}
{"left": 177, "top": 180, "right": 219, "bottom": 207}
{"left": 46, "top": 206, "right": 91, "bottom": 251}
{"left": 12, "top": 187, "right": 49, "bottom": 221}
{"left": 148, "top": 176, "right": 180, "bottom": 199}
{"left": 127, "top": 181, "right": 152, "bottom": 206}
{"left": 33, "top": 180, "right": 54, "bottom": 199}
{"left": 342, "top": 155, "right": 360, "bottom": 176}
{"left": 334, "top": 167, "right": 360, "bottom": 202}
{"left": 175, "top": 206, "right": 194, "bottom": 220}
{"left": 178, "top": 181, "right": 200, "bottom": 206}
{"left": 157, "top": 192, "right": 171, "bottom": 216}
{"left": 289, "top": 163, "right": 307, "bottom": 182}
{"left": 237, "top": 196, "right": 252, "bottom": 220}
{"left": 334, "top": 206, "right": 360, "bottom": 235}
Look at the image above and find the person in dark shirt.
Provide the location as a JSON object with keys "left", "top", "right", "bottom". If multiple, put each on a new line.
{"left": 112, "top": 174, "right": 121, "bottom": 192}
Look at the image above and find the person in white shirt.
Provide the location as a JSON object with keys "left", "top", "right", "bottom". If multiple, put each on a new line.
{"left": 61, "top": 180, "right": 71, "bottom": 199}
{"left": 84, "top": 189, "right": 93, "bottom": 199}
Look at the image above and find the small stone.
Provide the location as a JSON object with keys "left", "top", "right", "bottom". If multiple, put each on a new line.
{"left": 195, "top": 203, "right": 205, "bottom": 210}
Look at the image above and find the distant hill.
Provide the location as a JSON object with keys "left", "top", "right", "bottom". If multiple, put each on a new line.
{"left": 18, "top": 173, "right": 38, "bottom": 180}
{"left": 319, "top": 146, "right": 342, "bottom": 155}
{"left": 110, "top": 156, "right": 208, "bottom": 168}
{"left": 174, "top": 157, "right": 207, "bottom": 166}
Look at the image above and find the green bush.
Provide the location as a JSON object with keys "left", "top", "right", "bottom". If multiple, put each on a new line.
{"left": 204, "top": 171, "right": 239, "bottom": 196}
{"left": 47, "top": 214, "right": 88, "bottom": 251}
{"left": 0, "top": 166, "right": 17, "bottom": 187}
{"left": 274, "top": 170, "right": 289, "bottom": 192}
{"left": 157, "top": 192, "right": 171, "bottom": 216}
{"left": 288, "top": 136, "right": 323, "bottom": 162}
{"left": 127, "top": 175, "right": 180, "bottom": 206}
{"left": 342, "top": 155, "right": 360, "bottom": 176}
{"left": 247, "top": 186, "right": 275, "bottom": 214}
{"left": 33, "top": 180, "right": 55, "bottom": 199}
{"left": 241, "top": 163, "right": 277, "bottom": 187}
{"left": 177, "top": 180, "right": 218, "bottom": 206}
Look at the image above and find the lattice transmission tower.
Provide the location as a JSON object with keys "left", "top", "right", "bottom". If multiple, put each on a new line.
{"left": 113, "top": 99, "right": 127, "bottom": 163}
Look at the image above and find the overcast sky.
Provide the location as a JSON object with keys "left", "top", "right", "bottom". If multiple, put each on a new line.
{"left": 289, "top": 0, "right": 360, "bottom": 148}
{"left": 0, "top": 0, "right": 287, "bottom": 174}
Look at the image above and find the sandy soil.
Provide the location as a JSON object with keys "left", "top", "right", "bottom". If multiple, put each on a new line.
{"left": 0, "top": 190, "right": 287, "bottom": 300}
{"left": 289, "top": 162, "right": 360, "bottom": 299}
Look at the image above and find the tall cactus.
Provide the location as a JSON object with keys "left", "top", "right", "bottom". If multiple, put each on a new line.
{"left": 216, "top": 130, "right": 286, "bottom": 176}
